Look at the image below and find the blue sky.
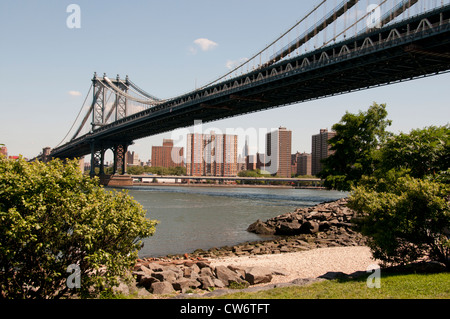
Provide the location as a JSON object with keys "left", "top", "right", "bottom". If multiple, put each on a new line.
{"left": 1, "top": 0, "right": 449, "bottom": 161}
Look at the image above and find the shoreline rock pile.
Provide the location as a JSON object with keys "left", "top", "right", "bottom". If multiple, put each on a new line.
{"left": 177, "top": 198, "right": 366, "bottom": 260}
{"left": 133, "top": 256, "right": 281, "bottom": 295}
{"left": 247, "top": 198, "right": 356, "bottom": 236}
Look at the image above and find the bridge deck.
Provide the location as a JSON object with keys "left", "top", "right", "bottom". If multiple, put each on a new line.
{"left": 52, "top": 6, "right": 450, "bottom": 159}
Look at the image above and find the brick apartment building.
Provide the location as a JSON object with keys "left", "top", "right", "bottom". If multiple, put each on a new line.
{"left": 311, "top": 129, "right": 336, "bottom": 176}
{"left": 266, "top": 127, "right": 292, "bottom": 178}
{"left": 151, "top": 139, "right": 184, "bottom": 168}
{"left": 291, "top": 152, "right": 312, "bottom": 176}
{"left": 186, "top": 132, "right": 238, "bottom": 177}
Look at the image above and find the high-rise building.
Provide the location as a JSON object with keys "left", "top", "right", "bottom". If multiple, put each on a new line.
{"left": 311, "top": 129, "right": 336, "bottom": 176}
{"left": 126, "top": 151, "right": 141, "bottom": 166}
{"left": 186, "top": 134, "right": 203, "bottom": 176}
{"left": 246, "top": 155, "right": 257, "bottom": 171}
{"left": 266, "top": 127, "right": 292, "bottom": 178}
{"left": 186, "top": 132, "right": 238, "bottom": 176}
{"left": 291, "top": 152, "right": 312, "bottom": 176}
{"left": 256, "top": 153, "right": 267, "bottom": 172}
{"left": 151, "top": 139, "right": 184, "bottom": 168}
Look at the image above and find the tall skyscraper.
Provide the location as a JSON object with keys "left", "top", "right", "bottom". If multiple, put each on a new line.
{"left": 186, "top": 132, "right": 238, "bottom": 176}
{"left": 266, "top": 127, "right": 292, "bottom": 178}
{"left": 151, "top": 139, "right": 184, "bottom": 168}
{"left": 311, "top": 129, "right": 336, "bottom": 176}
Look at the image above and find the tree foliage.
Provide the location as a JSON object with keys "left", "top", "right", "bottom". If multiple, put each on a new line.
{"left": 379, "top": 125, "right": 450, "bottom": 179}
{"left": 349, "top": 176, "right": 450, "bottom": 268}
{"left": 0, "top": 157, "right": 158, "bottom": 299}
{"left": 346, "top": 124, "right": 450, "bottom": 268}
{"left": 108, "top": 165, "right": 186, "bottom": 176}
{"left": 321, "top": 102, "right": 450, "bottom": 267}
{"left": 319, "top": 102, "right": 392, "bottom": 191}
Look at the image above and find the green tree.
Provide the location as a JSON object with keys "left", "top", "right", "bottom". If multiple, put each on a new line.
{"left": 0, "top": 157, "right": 158, "bottom": 299}
{"left": 379, "top": 125, "right": 450, "bottom": 179}
{"left": 168, "top": 166, "right": 186, "bottom": 176}
{"left": 348, "top": 176, "right": 450, "bottom": 268}
{"left": 238, "top": 170, "right": 260, "bottom": 178}
{"left": 319, "top": 102, "right": 392, "bottom": 191}
{"left": 126, "top": 165, "right": 145, "bottom": 175}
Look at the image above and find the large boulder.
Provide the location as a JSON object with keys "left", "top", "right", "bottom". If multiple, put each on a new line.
{"left": 299, "top": 221, "right": 319, "bottom": 234}
{"left": 200, "top": 267, "right": 214, "bottom": 278}
{"left": 275, "top": 221, "right": 302, "bottom": 235}
{"left": 247, "top": 220, "right": 276, "bottom": 235}
{"left": 172, "top": 279, "right": 201, "bottom": 293}
{"left": 152, "top": 270, "right": 178, "bottom": 283}
{"left": 197, "top": 275, "right": 215, "bottom": 290}
{"left": 215, "top": 265, "right": 244, "bottom": 285}
{"left": 151, "top": 281, "right": 175, "bottom": 295}
{"left": 139, "top": 275, "right": 159, "bottom": 290}
{"left": 244, "top": 267, "right": 273, "bottom": 285}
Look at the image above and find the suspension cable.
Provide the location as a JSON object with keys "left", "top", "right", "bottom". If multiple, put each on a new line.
{"left": 198, "top": 0, "right": 328, "bottom": 90}
{"left": 55, "top": 83, "right": 93, "bottom": 148}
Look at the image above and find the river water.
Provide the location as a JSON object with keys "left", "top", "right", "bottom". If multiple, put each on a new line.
{"left": 122, "top": 186, "right": 347, "bottom": 258}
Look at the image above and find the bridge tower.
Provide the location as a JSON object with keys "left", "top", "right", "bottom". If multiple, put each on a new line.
{"left": 89, "top": 73, "right": 132, "bottom": 178}
{"left": 115, "top": 74, "right": 128, "bottom": 120}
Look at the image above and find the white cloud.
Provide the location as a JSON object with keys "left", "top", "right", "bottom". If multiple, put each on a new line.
{"left": 225, "top": 58, "right": 249, "bottom": 70}
{"left": 191, "top": 38, "right": 218, "bottom": 53}
{"left": 68, "top": 91, "right": 82, "bottom": 97}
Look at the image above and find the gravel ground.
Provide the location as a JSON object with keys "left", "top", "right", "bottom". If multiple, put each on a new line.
{"left": 209, "top": 246, "right": 378, "bottom": 285}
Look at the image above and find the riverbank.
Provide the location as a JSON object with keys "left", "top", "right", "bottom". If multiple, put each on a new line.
{"left": 128, "top": 198, "right": 371, "bottom": 296}
{"left": 132, "top": 182, "right": 325, "bottom": 190}
{"left": 125, "top": 196, "right": 449, "bottom": 298}
{"left": 129, "top": 245, "right": 377, "bottom": 298}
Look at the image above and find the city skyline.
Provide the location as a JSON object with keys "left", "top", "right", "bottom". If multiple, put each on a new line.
{"left": 71, "top": 126, "right": 333, "bottom": 178}
{"left": 1, "top": 1, "right": 449, "bottom": 161}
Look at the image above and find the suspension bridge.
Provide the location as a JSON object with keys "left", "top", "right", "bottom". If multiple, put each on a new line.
{"left": 41, "top": 0, "right": 450, "bottom": 180}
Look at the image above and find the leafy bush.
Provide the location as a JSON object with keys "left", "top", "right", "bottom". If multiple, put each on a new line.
{"left": 0, "top": 157, "right": 158, "bottom": 299}
{"left": 348, "top": 176, "right": 450, "bottom": 268}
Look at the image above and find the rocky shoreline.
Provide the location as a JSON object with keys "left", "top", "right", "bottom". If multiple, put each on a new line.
{"left": 127, "top": 198, "right": 371, "bottom": 296}
{"left": 161, "top": 198, "right": 366, "bottom": 259}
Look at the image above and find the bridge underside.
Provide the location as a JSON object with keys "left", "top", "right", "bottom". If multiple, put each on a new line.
{"left": 52, "top": 7, "right": 450, "bottom": 161}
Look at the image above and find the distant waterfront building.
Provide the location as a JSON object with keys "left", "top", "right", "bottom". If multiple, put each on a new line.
{"left": 187, "top": 134, "right": 204, "bottom": 176}
{"left": 186, "top": 132, "right": 238, "bottom": 177}
{"left": 246, "top": 155, "right": 257, "bottom": 171}
{"left": 126, "top": 151, "right": 140, "bottom": 166}
{"left": 291, "top": 152, "right": 312, "bottom": 176}
{"left": 311, "top": 129, "right": 336, "bottom": 176}
{"left": 266, "top": 127, "right": 292, "bottom": 178}
{"left": 151, "top": 139, "right": 184, "bottom": 168}
{"left": 256, "top": 153, "right": 267, "bottom": 172}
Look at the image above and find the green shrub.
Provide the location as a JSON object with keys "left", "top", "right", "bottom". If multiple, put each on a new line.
{"left": 0, "top": 157, "right": 158, "bottom": 299}
{"left": 348, "top": 176, "right": 450, "bottom": 268}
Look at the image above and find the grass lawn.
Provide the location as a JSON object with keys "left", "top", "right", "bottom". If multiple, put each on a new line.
{"left": 212, "top": 272, "right": 450, "bottom": 299}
